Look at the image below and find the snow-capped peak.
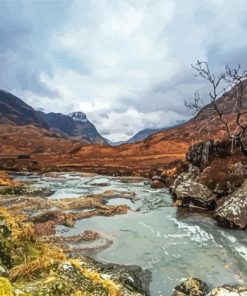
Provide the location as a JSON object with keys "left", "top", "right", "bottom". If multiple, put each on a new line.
{"left": 69, "top": 111, "right": 88, "bottom": 123}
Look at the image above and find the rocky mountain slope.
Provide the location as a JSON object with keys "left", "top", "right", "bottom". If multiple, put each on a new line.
{"left": 196, "top": 80, "right": 247, "bottom": 121}
{"left": 125, "top": 124, "right": 181, "bottom": 144}
{"left": 0, "top": 124, "right": 85, "bottom": 156}
{"left": 1, "top": 82, "right": 247, "bottom": 175}
{"left": 0, "top": 90, "right": 107, "bottom": 155}
{"left": 38, "top": 111, "right": 107, "bottom": 145}
{"left": 0, "top": 90, "right": 48, "bottom": 128}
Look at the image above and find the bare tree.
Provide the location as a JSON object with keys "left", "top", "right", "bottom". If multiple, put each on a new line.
{"left": 185, "top": 61, "right": 247, "bottom": 151}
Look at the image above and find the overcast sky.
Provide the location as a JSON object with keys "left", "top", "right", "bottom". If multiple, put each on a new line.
{"left": 1, "top": 0, "right": 247, "bottom": 141}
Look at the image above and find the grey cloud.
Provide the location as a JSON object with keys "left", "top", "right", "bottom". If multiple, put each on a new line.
{"left": 206, "top": 43, "right": 247, "bottom": 70}
{"left": 0, "top": 0, "right": 64, "bottom": 97}
{"left": 2, "top": 0, "right": 247, "bottom": 141}
{"left": 100, "top": 129, "right": 112, "bottom": 136}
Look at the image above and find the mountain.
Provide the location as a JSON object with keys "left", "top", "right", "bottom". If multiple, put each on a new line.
{"left": 104, "top": 138, "right": 125, "bottom": 146}
{"left": 126, "top": 125, "right": 181, "bottom": 144}
{"left": 2, "top": 82, "right": 245, "bottom": 175}
{"left": 38, "top": 111, "right": 108, "bottom": 145}
{"left": 0, "top": 89, "right": 107, "bottom": 148}
{"left": 106, "top": 124, "right": 183, "bottom": 146}
{"left": 196, "top": 80, "right": 247, "bottom": 121}
{"left": 54, "top": 87, "right": 244, "bottom": 175}
{"left": 0, "top": 90, "right": 48, "bottom": 128}
{"left": 0, "top": 90, "right": 89, "bottom": 155}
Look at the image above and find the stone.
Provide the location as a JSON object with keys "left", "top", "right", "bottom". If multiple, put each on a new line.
{"left": 172, "top": 278, "right": 210, "bottom": 296}
{"left": 230, "top": 162, "right": 247, "bottom": 177}
{"left": 152, "top": 175, "right": 162, "bottom": 181}
{"left": 209, "top": 285, "right": 247, "bottom": 296}
{"left": 187, "top": 141, "right": 213, "bottom": 167}
{"left": 150, "top": 180, "right": 164, "bottom": 189}
{"left": 173, "top": 181, "right": 216, "bottom": 210}
{"left": 0, "top": 265, "right": 8, "bottom": 277}
{"left": 186, "top": 140, "right": 231, "bottom": 168}
{"left": 172, "top": 166, "right": 216, "bottom": 210}
{"left": 215, "top": 179, "right": 247, "bottom": 229}
{"left": 93, "top": 259, "right": 152, "bottom": 296}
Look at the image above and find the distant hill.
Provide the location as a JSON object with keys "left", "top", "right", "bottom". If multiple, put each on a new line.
{"left": 0, "top": 90, "right": 48, "bottom": 128}
{"left": 126, "top": 126, "right": 178, "bottom": 144}
{"left": 104, "top": 138, "right": 125, "bottom": 146}
{"left": 107, "top": 125, "right": 181, "bottom": 146}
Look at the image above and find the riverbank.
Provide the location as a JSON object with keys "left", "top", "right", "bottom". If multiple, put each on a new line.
{"left": 151, "top": 139, "right": 247, "bottom": 231}
{"left": 0, "top": 194, "right": 150, "bottom": 295}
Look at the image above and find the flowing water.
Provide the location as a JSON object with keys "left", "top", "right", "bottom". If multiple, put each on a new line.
{"left": 14, "top": 173, "right": 247, "bottom": 295}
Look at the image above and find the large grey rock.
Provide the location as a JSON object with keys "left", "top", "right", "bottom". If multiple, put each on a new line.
{"left": 215, "top": 180, "right": 247, "bottom": 229}
{"left": 209, "top": 285, "right": 247, "bottom": 296}
{"left": 172, "top": 278, "right": 209, "bottom": 296}
{"left": 173, "top": 181, "right": 216, "bottom": 210}
{"left": 186, "top": 140, "right": 231, "bottom": 168}
{"left": 172, "top": 166, "right": 216, "bottom": 210}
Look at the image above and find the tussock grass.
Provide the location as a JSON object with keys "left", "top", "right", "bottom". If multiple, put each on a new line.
{"left": 10, "top": 245, "right": 65, "bottom": 281}
{"left": 70, "top": 259, "right": 120, "bottom": 296}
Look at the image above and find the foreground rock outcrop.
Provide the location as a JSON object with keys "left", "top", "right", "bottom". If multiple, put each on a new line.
{"left": 172, "top": 278, "right": 210, "bottom": 296}
{"left": 171, "top": 139, "right": 247, "bottom": 229}
{"left": 215, "top": 179, "right": 247, "bottom": 230}
{"left": 0, "top": 207, "right": 150, "bottom": 296}
{"left": 172, "top": 165, "right": 216, "bottom": 210}
{"left": 209, "top": 285, "right": 247, "bottom": 296}
{"left": 172, "top": 278, "right": 247, "bottom": 296}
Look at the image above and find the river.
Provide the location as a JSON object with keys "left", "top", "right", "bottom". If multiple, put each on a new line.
{"left": 14, "top": 172, "right": 247, "bottom": 295}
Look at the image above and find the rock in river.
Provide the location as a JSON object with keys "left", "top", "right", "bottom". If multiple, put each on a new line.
{"left": 172, "top": 166, "right": 216, "bottom": 210}
{"left": 208, "top": 285, "right": 247, "bottom": 296}
{"left": 150, "top": 180, "right": 164, "bottom": 189}
{"left": 172, "top": 278, "right": 210, "bottom": 296}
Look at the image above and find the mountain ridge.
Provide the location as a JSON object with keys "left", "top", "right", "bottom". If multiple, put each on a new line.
{"left": 38, "top": 111, "right": 107, "bottom": 145}
{"left": 0, "top": 89, "right": 107, "bottom": 145}
{"left": 0, "top": 90, "right": 48, "bottom": 129}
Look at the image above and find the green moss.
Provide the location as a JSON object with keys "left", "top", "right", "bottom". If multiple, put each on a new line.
{"left": 0, "top": 277, "right": 13, "bottom": 296}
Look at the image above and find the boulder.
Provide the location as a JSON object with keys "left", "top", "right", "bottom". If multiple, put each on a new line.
{"left": 230, "top": 162, "right": 247, "bottom": 177}
{"left": 215, "top": 179, "right": 247, "bottom": 229}
{"left": 209, "top": 285, "right": 247, "bottom": 296}
{"left": 172, "top": 166, "right": 216, "bottom": 210}
{"left": 196, "top": 161, "right": 247, "bottom": 197}
{"left": 186, "top": 140, "right": 231, "bottom": 168}
{"left": 187, "top": 141, "right": 213, "bottom": 167}
{"left": 172, "top": 278, "right": 210, "bottom": 296}
{"left": 173, "top": 181, "right": 216, "bottom": 210}
{"left": 150, "top": 180, "right": 164, "bottom": 189}
{"left": 152, "top": 175, "right": 162, "bottom": 181}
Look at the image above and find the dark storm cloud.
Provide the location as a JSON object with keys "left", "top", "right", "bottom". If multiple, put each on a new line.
{"left": 0, "top": 0, "right": 71, "bottom": 97}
